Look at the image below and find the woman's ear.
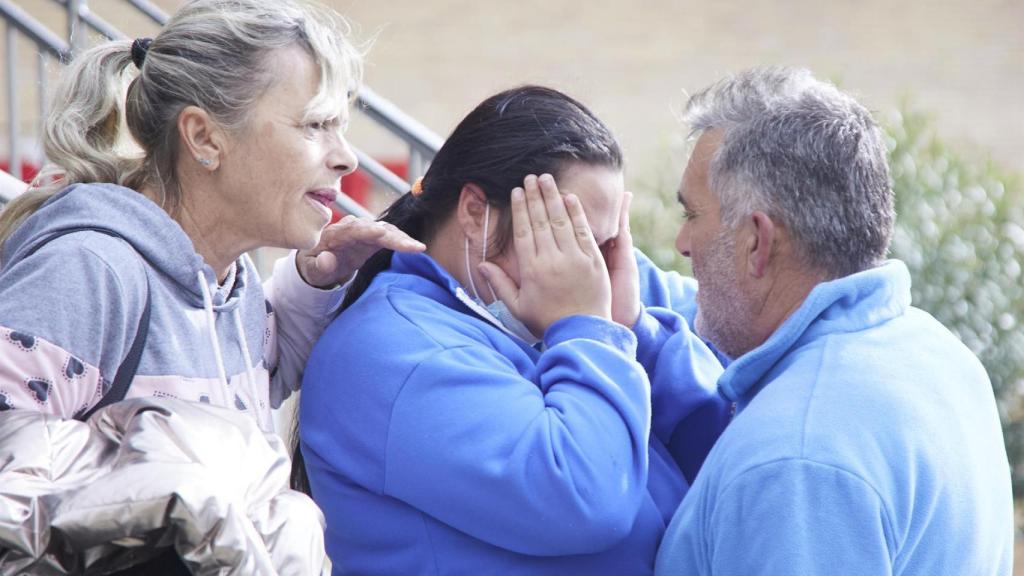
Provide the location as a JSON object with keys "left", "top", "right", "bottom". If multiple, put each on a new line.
{"left": 178, "top": 105, "right": 226, "bottom": 170}
{"left": 456, "top": 183, "right": 490, "bottom": 237}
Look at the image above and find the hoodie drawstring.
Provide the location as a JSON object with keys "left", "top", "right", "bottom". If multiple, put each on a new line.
{"left": 197, "top": 270, "right": 230, "bottom": 388}
{"left": 231, "top": 308, "right": 258, "bottom": 389}
{"left": 197, "top": 270, "right": 259, "bottom": 412}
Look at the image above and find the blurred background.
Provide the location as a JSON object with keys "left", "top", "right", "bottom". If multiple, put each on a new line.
{"left": 2, "top": 0, "right": 1022, "bottom": 566}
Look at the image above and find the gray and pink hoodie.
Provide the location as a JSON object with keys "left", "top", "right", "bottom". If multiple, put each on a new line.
{"left": 0, "top": 183, "right": 342, "bottom": 431}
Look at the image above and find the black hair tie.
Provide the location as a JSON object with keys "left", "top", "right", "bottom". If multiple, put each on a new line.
{"left": 131, "top": 38, "right": 153, "bottom": 70}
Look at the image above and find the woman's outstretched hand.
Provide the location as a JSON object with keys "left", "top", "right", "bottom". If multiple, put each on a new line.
{"left": 297, "top": 214, "right": 426, "bottom": 288}
{"left": 605, "top": 191, "right": 640, "bottom": 329}
{"left": 479, "top": 173, "right": 612, "bottom": 338}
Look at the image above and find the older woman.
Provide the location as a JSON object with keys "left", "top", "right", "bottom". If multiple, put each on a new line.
{"left": 0, "top": 0, "right": 420, "bottom": 571}
{"left": 0, "top": 0, "right": 420, "bottom": 429}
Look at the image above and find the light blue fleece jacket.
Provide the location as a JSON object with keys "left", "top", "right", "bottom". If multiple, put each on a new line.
{"left": 655, "top": 260, "right": 1014, "bottom": 575}
{"left": 300, "top": 250, "right": 728, "bottom": 575}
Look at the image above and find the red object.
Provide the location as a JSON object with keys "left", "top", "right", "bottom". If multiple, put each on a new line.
{"left": 0, "top": 160, "right": 40, "bottom": 184}
{"left": 333, "top": 159, "right": 408, "bottom": 223}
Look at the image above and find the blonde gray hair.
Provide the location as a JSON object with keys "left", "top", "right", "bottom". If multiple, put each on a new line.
{"left": 684, "top": 66, "right": 893, "bottom": 278}
{"left": 0, "top": 0, "right": 362, "bottom": 250}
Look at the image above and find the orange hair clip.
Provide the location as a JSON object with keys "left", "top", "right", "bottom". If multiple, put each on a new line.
{"left": 411, "top": 177, "right": 424, "bottom": 197}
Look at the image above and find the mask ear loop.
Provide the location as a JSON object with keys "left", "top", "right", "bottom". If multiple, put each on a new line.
{"left": 481, "top": 204, "right": 500, "bottom": 302}
{"left": 464, "top": 235, "right": 482, "bottom": 301}
{"left": 464, "top": 202, "right": 502, "bottom": 303}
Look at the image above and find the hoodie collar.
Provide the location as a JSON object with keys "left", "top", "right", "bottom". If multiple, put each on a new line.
{"left": 198, "top": 261, "right": 248, "bottom": 312}
{"left": 389, "top": 251, "right": 497, "bottom": 323}
{"left": 718, "top": 260, "right": 912, "bottom": 404}
{"left": 389, "top": 251, "right": 466, "bottom": 300}
{"left": 4, "top": 183, "right": 248, "bottom": 309}
{"left": 388, "top": 251, "right": 539, "bottom": 351}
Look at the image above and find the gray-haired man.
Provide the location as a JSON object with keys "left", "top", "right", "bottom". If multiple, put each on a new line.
{"left": 655, "top": 67, "right": 1012, "bottom": 575}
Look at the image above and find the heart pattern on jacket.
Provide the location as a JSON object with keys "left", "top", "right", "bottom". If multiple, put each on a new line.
{"left": 9, "top": 331, "right": 36, "bottom": 351}
{"left": 65, "top": 356, "right": 86, "bottom": 379}
{"left": 26, "top": 379, "right": 50, "bottom": 403}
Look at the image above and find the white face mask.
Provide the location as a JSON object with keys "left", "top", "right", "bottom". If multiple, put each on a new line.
{"left": 463, "top": 204, "right": 542, "bottom": 346}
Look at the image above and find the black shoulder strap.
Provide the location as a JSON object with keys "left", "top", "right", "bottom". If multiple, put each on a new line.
{"left": 21, "top": 227, "right": 152, "bottom": 421}
{"left": 78, "top": 282, "right": 150, "bottom": 421}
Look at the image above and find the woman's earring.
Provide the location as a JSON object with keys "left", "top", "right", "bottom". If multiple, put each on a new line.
{"left": 196, "top": 157, "right": 213, "bottom": 168}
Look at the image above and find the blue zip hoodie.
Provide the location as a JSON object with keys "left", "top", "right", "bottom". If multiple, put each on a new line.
{"left": 0, "top": 183, "right": 340, "bottom": 429}
{"left": 300, "top": 250, "right": 728, "bottom": 575}
{"left": 654, "top": 260, "right": 1014, "bottom": 575}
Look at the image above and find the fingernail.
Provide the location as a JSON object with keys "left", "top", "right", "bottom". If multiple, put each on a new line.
{"left": 511, "top": 188, "right": 524, "bottom": 200}
{"left": 477, "top": 264, "right": 490, "bottom": 277}
{"left": 540, "top": 174, "right": 553, "bottom": 184}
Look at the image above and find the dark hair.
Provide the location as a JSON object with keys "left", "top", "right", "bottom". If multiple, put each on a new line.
{"left": 342, "top": 84, "right": 622, "bottom": 310}
{"left": 290, "top": 85, "right": 622, "bottom": 494}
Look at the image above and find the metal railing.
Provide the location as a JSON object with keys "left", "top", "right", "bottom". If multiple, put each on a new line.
{"left": 52, "top": 0, "right": 126, "bottom": 45}
{"left": 356, "top": 85, "right": 444, "bottom": 182}
{"left": 2, "top": 0, "right": 69, "bottom": 194}
{"left": 0, "top": 0, "right": 443, "bottom": 217}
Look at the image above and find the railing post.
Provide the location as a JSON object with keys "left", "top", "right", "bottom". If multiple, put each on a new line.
{"left": 6, "top": 20, "right": 20, "bottom": 180}
{"left": 408, "top": 146, "right": 425, "bottom": 184}
{"left": 67, "top": 0, "right": 83, "bottom": 55}
{"left": 37, "top": 51, "right": 47, "bottom": 134}
{"left": 2, "top": 0, "right": 445, "bottom": 208}
{"left": 124, "top": 0, "right": 168, "bottom": 26}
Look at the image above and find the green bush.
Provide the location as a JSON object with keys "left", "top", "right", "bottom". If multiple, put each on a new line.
{"left": 629, "top": 153, "right": 692, "bottom": 277}
{"left": 886, "top": 109, "right": 1024, "bottom": 493}
{"left": 630, "top": 108, "right": 1024, "bottom": 493}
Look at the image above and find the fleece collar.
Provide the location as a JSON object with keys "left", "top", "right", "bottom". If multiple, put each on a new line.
{"left": 718, "top": 260, "right": 912, "bottom": 403}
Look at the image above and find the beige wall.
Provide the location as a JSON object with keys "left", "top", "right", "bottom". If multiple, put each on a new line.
{"left": 1, "top": 0, "right": 173, "bottom": 169}
{"left": 3, "top": 0, "right": 1021, "bottom": 180}
{"left": 337, "top": 0, "right": 1023, "bottom": 179}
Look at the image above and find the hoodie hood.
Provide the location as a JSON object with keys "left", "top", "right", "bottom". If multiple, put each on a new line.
{"left": 3, "top": 183, "right": 245, "bottom": 309}
{"left": 0, "top": 182, "right": 273, "bottom": 429}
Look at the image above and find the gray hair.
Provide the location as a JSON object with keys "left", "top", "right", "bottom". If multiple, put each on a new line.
{"left": 0, "top": 0, "right": 362, "bottom": 249}
{"left": 684, "top": 66, "right": 893, "bottom": 278}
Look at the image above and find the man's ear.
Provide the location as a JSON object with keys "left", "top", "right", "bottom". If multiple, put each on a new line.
{"left": 745, "top": 210, "right": 777, "bottom": 279}
{"left": 456, "top": 183, "right": 490, "bottom": 237}
{"left": 178, "top": 105, "right": 226, "bottom": 170}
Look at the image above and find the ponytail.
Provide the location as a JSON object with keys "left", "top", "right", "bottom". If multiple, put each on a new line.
{"left": 0, "top": 41, "right": 141, "bottom": 259}
{"left": 2, "top": 0, "right": 365, "bottom": 263}
{"left": 340, "top": 191, "right": 429, "bottom": 310}
{"left": 291, "top": 189, "right": 428, "bottom": 495}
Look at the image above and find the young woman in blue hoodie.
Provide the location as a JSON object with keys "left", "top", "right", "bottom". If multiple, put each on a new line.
{"left": 300, "top": 86, "right": 729, "bottom": 575}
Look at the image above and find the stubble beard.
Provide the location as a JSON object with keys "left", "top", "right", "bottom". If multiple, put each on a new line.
{"left": 693, "top": 229, "right": 756, "bottom": 360}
